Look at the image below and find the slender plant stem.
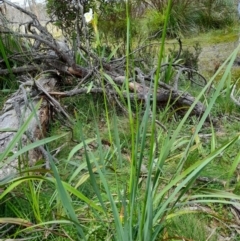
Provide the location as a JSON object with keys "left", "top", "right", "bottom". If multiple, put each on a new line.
{"left": 150, "top": 0, "right": 173, "bottom": 176}
{"left": 139, "top": 0, "right": 173, "bottom": 239}
{"left": 124, "top": 1, "right": 137, "bottom": 240}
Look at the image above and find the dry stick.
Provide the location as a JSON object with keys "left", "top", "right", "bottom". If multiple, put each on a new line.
{"left": 109, "top": 36, "right": 180, "bottom": 66}
{"left": 109, "top": 42, "right": 160, "bottom": 64}
{"left": 173, "top": 37, "right": 182, "bottom": 63}
{"left": 171, "top": 66, "right": 207, "bottom": 89}
{"left": 34, "top": 79, "right": 72, "bottom": 123}
{"left": 1, "top": 16, "right": 88, "bottom": 77}
{"left": 230, "top": 84, "right": 240, "bottom": 107}
{"left": 170, "top": 64, "right": 207, "bottom": 86}
{"left": 0, "top": 50, "right": 38, "bottom": 63}
{"left": 173, "top": 67, "right": 184, "bottom": 90}
{"left": 0, "top": 64, "right": 46, "bottom": 75}
{"left": 17, "top": 33, "right": 74, "bottom": 66}
{"left": 112, "top": 93, "right": 129, "bottom": 115}
{"left": 0, "top": 29, "right": 73, "bottom": 67}
{"left": 147, "top": 63, "right": 207, "bottom": 87}
{"left": 79, "top": 45, "right": 115, "bottom": 72}
{"left": 0, "top": 225, "right": 15, "bottom": 238}
{"left": 141, "top": 29, "right": 163, "bottom": 45}
{"left": 74, "top": 69, "right": 93, "bottom": 89}
{"left": 75, "top": 1, "right": 82, "bottom": 47}
{"left": 48, "top": 87, "right": 136, "bottom": 99}
{"left": 25, "top": 131, "right": 51, "bottom": 170}
{"left": 72, "top": 15, "right": 89, "bottom": 65}
{"left": 51, "top": 143, "right": 67, "bottom": 158}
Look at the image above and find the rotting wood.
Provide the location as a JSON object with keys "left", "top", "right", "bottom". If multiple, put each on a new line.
{"left": 0, "top": 77, "right": 56, "bottom": 180}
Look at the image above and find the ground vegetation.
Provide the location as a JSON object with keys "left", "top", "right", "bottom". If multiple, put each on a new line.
{"left": 0, "top": 0, "right": 240, "bottom": 240}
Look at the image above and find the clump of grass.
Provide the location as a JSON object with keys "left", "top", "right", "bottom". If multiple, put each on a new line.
{"left": 139, "top": 0, "right": 236, "bottom": 38}
{"left": 168, "top": 214, "right": 218, "bottom": 241}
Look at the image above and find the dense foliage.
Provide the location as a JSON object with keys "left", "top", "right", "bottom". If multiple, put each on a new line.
{"left": 46, "top": 0, "right": 236, "bottom": 40}
{"left": 46, "top": 0, "right": 91, "bottom": 37}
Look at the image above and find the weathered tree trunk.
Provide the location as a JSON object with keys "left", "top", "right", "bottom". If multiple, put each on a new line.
{"left": 0, "top": 77, "right": 56, "bottom": 180}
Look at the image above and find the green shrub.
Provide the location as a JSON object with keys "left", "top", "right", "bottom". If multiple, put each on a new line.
{"left": 140, "top": 0, "right": 235, "bottom": 37}
{"left": 195, "top": 0, "right": 235, "bottom": 31}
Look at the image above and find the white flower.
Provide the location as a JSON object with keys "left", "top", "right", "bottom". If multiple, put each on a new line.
{"left": 84, "top": 8, "right": 93, "bottom": 24}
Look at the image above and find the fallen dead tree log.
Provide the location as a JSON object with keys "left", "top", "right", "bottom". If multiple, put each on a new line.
{"left": 46, "top": 74, "right": 206, "bottom": 118}
{"left": 0, "top": 77, "right": 56, "bottom": 180}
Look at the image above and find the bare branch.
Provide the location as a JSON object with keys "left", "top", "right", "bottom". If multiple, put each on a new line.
{"left": 230, "top": 84, "right": 240, "bottom": 107}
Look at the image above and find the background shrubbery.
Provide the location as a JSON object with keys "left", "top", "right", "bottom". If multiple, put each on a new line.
{"left": 47, "top": 0, "right": 236, "bottom": 41}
